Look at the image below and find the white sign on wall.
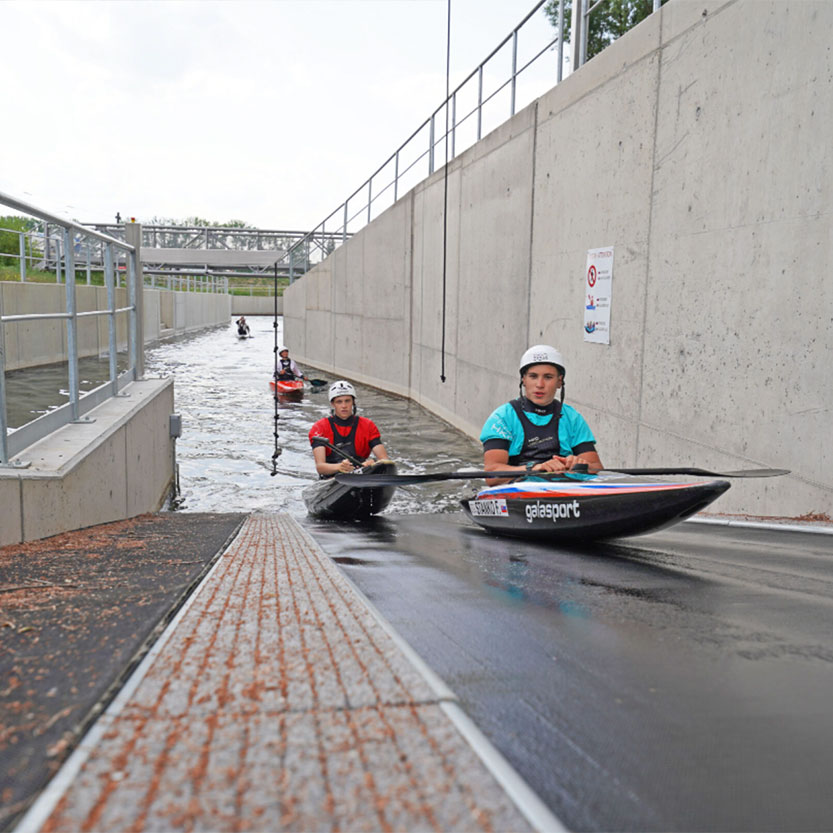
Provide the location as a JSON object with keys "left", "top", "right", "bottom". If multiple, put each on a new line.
{"left": 583, "top": 247, "right": 614, "bottom": 344}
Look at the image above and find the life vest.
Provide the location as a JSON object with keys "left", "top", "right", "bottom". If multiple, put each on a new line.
{"left": 508, "top": 398, "right": 562, "bottom": 465}
{"left": 277, "top": 357, "right": 295, "bottom": 379}
{"left": 324, "top": 416, "right": 361, "bottom": 464}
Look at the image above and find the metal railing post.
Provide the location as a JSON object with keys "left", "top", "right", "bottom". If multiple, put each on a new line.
{"left": 511, "top": 28, "right": 518, "bottom": 116}
{"left": 451, "top": 92, "right": 457, "bottom": 159}
{"left": 394, "top": 151, "right": 400, "bottom": 202}
{"left": 55, "top": 234, "right": 63, "bottom": 284}
{"left": 127, "top": 251, "right": 139, "bottom": 378}
{"left": 124, "top": 222, "right": 144, "bottom": 379}
{"left": 429, "top": 114, "right": 435, "bottom": 175}
{"left": 571, "top": 0, "right": 584, "bottom": 72}
{"left": 0, "top": 284, "right": 8, "bottom": 464}
{"left": 19, "top": 232, "right": 26, "bottom": 282}
{"left": 367, "top": 180, "right": 372, "bottom": 224}
{"left": 63, "top": 228, "right": 80, "bottom": 422}
{"left": 557, "top": 0, "right": 565, "bottom": 82}
{"left": 477, "top": 65, "right": 484, "bottom": 140}
{"left": 104, "top": 243, "right": 118, "bottom": 396}
{"left": 342, "top": 202, "right": 348, "bottom": 244}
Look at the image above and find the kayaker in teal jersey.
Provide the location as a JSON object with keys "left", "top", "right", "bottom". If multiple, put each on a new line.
{"left": 480, "top": 344, "right": 603, "bottom": 485}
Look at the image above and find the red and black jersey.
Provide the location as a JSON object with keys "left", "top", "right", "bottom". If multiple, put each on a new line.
{"left": 309, "top": 415, "right": 382, "bottom": 463}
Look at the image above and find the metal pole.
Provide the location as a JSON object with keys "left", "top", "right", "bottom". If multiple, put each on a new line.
{"left": 429, "top": 114, "right": 435, "bottom": 175}
{"left": 124, "top": 222, "right": 144, "bottom": 379}
{"left": 55, "top": 233, "right": 62, "bottom": 284}
{"left": 367, "top": 179, "right": 372, "bottom": 224}
{"left": 477, "top": 65, "right": 483, "bottom": 140}
{"left": 86, "top": 238, "right": 92, "bottom": 285}
{"left": 511, "top": 29, "right": 518, "bottom": 116}
{"left": 394, "top": 151, "right": 400, "bottom": 202}
{"left": 0, "top": 283, "right": 9, "bottom": 464}
{"left": 342, "top": 202, "right": 348, "bottom": 244}
{"left": 570, "top": 0, "right": 584, "bottom": 72}
{"left": 557, "top": 0, "right": 564, "bottom": 82}
{"left": 104, "top": 243, "right": 118, "bottom": 395}
{"left": 63, "top": 228, "right": 80, "bottom": 422}
{"left": 19, "top": 232, "right": 26, "bottom": 282}
{"left": 127, "top": 251, "right": 139, "bottom": 378}
{"left": 451, "top": 92, "right": 457, "bottom": 159}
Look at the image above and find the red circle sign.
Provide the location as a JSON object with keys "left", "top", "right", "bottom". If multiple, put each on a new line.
{"left": 587, "top": 265, "right": 597, "bottom": 287}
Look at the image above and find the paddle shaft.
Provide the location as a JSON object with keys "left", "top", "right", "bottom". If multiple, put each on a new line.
{"left": 317, "top": 438, "right": 364, "bottom": 467}
{"left": 334, "top": 466, "right": 790, "bottom": 487}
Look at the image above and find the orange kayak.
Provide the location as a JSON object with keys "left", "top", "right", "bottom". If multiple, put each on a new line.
{"left": 270, "top": 379, "right": 304, "bottom": 395}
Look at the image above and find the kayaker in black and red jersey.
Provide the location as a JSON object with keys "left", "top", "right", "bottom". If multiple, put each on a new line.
{"left": 480, "top": 344, "right": 603, "bottom": 485}
{"left": 308, "top": 381, "right": 390, "bottom": 478}
{"left": 275, "top": 345, "right": 305, "bottom": 381}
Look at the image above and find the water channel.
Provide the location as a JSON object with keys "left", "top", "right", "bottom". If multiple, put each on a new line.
{"left": 5, "top": 316, "right": 483, "bottom": 516}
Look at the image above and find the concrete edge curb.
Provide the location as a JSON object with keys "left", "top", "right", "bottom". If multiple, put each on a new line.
{"left": 323, "top": 528, "right": 569, "bottom": 833}
{"left": 688, "top": 517, "right": 833, "bottom": 536}
{"left": 13, "top": 521, "right": 243, "bottom": 833}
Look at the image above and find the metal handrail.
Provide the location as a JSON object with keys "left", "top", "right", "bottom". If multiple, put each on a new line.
{"left": 278, "top": 0, "right": 559, "bottom": 280}
{"left": 279, "top": 0, "right": 665, "bottom": 283}
{"left": 1, "top": 191, "right": 140, "bottom": 465}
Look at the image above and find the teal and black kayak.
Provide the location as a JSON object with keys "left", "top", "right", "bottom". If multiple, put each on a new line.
{"left": 460, "top": 472, "right": 730, "bottom": 541}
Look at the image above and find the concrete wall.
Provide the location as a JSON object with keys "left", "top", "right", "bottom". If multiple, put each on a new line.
{"left": 231, "top": 295, "right": 283, "bottom": 316}
{"left": 0, "top": 378, "right": 175, "bottom": 546}
{"left": 1, "top": 283, "right": 231, "bottom": 370}
{"left": 285, "top": 0, "right": 833, "bottom": 518}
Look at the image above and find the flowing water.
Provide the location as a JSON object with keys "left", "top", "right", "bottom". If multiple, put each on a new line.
{"left": 139, "top": 316, "right": 482, "bottom": 515}
{"left": 4, "top": 317, "right": 484, "bottom": 514}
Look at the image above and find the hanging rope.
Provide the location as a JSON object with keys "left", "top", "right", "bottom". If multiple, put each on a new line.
{"left": 440, "top": 0, "right": 451, "bottom": 384}
{"left": 270, "top": 262, "right": 281, "bottom": 474}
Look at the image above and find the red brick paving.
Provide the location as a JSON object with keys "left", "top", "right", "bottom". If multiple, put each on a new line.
{"left": 25, "top": 514, "right": 536, "bottom": 832}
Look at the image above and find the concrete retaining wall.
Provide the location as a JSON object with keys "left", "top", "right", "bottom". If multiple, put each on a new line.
{"left": 231, "top": 295, "right": 283, "bottom": 316}
{"left": 0, "top": 378, "right": 175, "bottom": 546}
{"left": 1, "top": 283, "right": 231, "bottom": 370}
{"left": 285, "top": 0, "right": 833, "bottom": 518}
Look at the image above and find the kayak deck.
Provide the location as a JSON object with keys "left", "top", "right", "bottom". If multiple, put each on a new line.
{"left": 304, "top": 460, "right": 397, "bottom": 520}
{"left": 460, "top": 472, "right": 731, "bottom": 541}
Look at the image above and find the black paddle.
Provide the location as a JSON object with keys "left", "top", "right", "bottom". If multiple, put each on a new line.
{"left": 317, "top": 438, "right": 364, "bottom": 467}
{"left": 308, "top": 379, "right": 328, "bottom": 391}
{"left": 334, "top": 466, "right": 790, "bottom": 488}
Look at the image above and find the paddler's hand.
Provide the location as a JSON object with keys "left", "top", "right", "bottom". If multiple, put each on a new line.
{"left": 361, "top": 459, "right": 375, "bottom": 468}
{"left": 336, "top": 459, "right": 354, "bottom": 474}
{"left": 530, "top": 456, "right": 570, "bottom": 473}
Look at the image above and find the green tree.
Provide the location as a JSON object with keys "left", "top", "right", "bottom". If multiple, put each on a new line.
{"left": 0, "top": 215, "right": 37, "bottom": 267}
{"left": 544, "top": 0, "right": 668, "bottom": 63}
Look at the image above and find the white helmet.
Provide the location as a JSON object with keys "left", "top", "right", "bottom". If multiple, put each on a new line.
{"left": 519, "top": 344, "right": 566, "bottom": 376}
{"left": 278, "top": 345, "right": 289, "bottom": 354}
{"left": 328, "top": 380, "right": 356, "bottom": 401}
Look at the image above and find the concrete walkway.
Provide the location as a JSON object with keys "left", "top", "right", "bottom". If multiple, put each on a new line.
{"left": 17, "top": 514, "right": 560, "bottom": 832}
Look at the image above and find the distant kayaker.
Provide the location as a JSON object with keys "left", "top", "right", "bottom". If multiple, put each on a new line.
{"left": 480, "top": 344, "right": 603, "bottom": 485}
{"left": 235, "top": 316, "right": 250, "bottom": 336}
{"left": 275, "top": 345, "right": 304, "bottom": 381}
{"left": 309, "top": 380, "right": 390, "bottom": 478}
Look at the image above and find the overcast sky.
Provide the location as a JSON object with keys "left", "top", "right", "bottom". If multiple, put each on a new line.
{"left": 2, "top": 0, "right": 561, "bottom": 230}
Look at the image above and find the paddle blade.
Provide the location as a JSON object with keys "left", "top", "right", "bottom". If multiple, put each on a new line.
{"left": 606, "top": 467, "right": 790, "bottom": 478}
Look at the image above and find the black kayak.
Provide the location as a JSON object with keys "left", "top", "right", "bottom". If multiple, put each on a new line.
{"left": 460, "top": 471, "right": 731, "bottom": 541}
{"left": 303, "top": 460, "right": 397, "bottom": 520}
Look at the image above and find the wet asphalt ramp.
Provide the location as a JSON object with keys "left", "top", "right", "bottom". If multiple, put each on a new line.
{"left": 306, "top": 513, "right": 833, "bottom": 831}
